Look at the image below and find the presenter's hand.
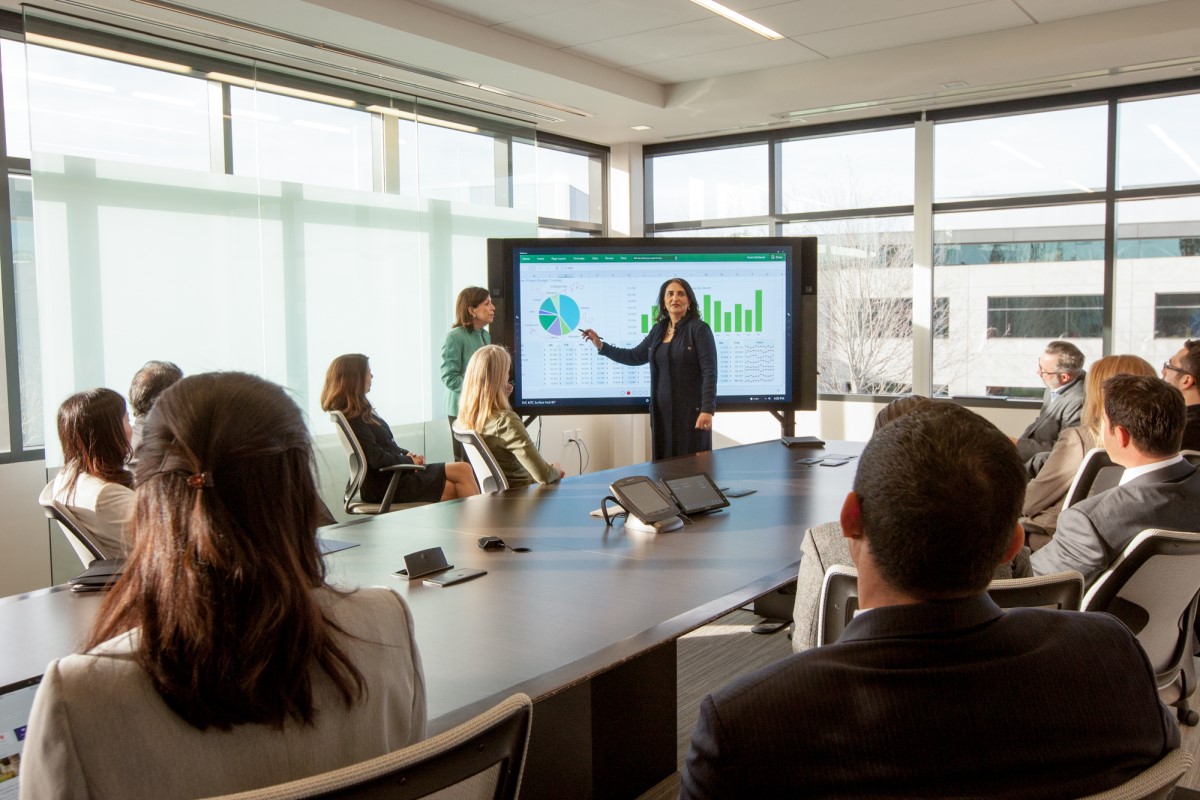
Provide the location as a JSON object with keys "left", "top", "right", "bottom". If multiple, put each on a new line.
{"left": 410, "top": 454, "right": 427, "bottom": 466}
{"left": 580, "top": 328, "right": 603, "bottom": 351}
{"left": 695, "top": 412, "right": 713, "bottom": 432}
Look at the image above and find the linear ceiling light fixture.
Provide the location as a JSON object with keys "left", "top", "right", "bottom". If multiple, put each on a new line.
{"left": 26, "top": 31, "right": 194, "bottom": 73}
{"left": 687, "top": 0, "right": 783, "bottom": 40}
{"left": 207, "top": 72, "right": 357, "bottom": 107}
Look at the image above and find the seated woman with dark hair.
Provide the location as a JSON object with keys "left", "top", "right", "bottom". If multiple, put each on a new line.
{"left": 21, "top": 372, "right": 427, "bottom": 799}
{"left": 321, "top": 354, "right": 478, "bottom": 504}
{"left": 38, "top": 388, "right": 135, "bottom": 557}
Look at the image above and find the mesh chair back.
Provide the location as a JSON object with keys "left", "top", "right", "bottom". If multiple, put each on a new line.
{"left": 1063, "top": 448, "right": 1124, "bottom": 510}
{"left": 40, "top": 500, "right": 107, "bottom": 566}
{"left": 1075, "top": 747, "right": 1192, "bottom": 800}
{"left": 986, "top": 571, "right": 1084, "bottom": 611}
{"left": 330, "top": 411, "right": 368, "bottom": 513}
{"left": 200, "top": 693, "right": 532, "bottom": 800}
{"left": 452, "top": 428, "right": 509, "bottom": 494}
{"left": 1082, "top": 530, "right": 1200, "bottom": 675}
{"left": 816, "top": 565, "right": 860, "bottom": 646}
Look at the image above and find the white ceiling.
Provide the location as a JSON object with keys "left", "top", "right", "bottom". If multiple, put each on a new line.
{"left": 8, "top": 0, "right": 1200, "bottom": 145}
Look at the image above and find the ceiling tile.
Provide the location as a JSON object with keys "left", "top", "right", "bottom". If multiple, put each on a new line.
{"left": 625, "top": 38, "right": 824, "bottom": 82}
{"left": 566, "top": 16, "right": 764, "bottom": 68}
{"left": 494, "top": 0, "right": 710, "bottom": 49}
{"left": 1015, "top": 0, "right": 1170, "bottom": 23}
{"left": 743, "top": 0, "right": 993, "bottom": 37}
{"left": 407, "top": 0, "right": 595, "bottom": 27}
{"left": 794, "top": 0, "right": 1033, "bottom": 58}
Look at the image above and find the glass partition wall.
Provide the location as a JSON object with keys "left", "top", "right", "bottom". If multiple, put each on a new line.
{"left": 7, "top": 13, "right": 605, "bottom": 464}
{"left": 644, "top": 81, "right": 1200, "bottom": 404}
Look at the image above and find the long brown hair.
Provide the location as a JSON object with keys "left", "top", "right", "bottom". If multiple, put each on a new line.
{"left": 57, "top": 388, "right": 133, "bottom": 493}
{"left": 85, "top": 372, "right": 365, "bottom": 731}
{"left": 320, "top": 353, "right": 374, "bottom": 423}
{"left": 1081, "top": 355, "right": 1156, "bottom": 443}
{"left": 457, "top": 345, "right": 512, "bottom": 430}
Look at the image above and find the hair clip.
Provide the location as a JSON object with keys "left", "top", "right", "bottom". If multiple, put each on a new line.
{"left": 188, "top": 472, "right": 214, "bottom": 489}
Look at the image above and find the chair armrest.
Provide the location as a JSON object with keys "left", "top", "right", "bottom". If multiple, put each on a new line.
{"left": 380, "top": 464, "right": 426, "bottom": 513}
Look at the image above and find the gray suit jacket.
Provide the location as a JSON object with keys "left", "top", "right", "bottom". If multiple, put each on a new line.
{"left": 1032, "top": 459, "right": 1200, "bottom": 585}
{"left": 1016, "top": 372, "right": 1086, "bottom": 462}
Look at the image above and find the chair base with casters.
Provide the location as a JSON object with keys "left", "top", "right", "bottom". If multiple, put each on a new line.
{"left": 200, "top": 693, "right": 532, "bottom": 800}
{"left": 452, "top": 427, "right": 509, "bottom": 494}
{"left": 329, "top": 410, "right": 428, "bottom": 515}
{"left": 1082, "top": 529, "right": 1200, "bottom": 726}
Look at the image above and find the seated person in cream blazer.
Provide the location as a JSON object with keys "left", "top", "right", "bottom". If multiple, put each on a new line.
{"left": 21, "top": 373, "right": 426, "bottom": 800}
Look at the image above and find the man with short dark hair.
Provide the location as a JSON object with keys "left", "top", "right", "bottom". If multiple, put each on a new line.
{"left": 1161, "top": 339, "right": 1200, "bottom": 450}
{"left": 1032, "top": 374, "right": 1200, "bottom": 586}
{"left": 680, "top": 403, "right": 1178, "bottom": 799}
{"left": 1015, "top": 340, "right": 1086, "bottom": 467}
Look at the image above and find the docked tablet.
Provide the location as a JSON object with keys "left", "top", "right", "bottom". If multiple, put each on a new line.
{"left": 663, "top": 473, "right": 730, "bottom": 516}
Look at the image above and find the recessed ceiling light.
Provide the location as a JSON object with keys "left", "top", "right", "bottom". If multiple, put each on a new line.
{"left": 630, "top": 125, "right": 652, "bottom": 131}
{"left": 940, "top": 81, "right": 969, "bottom": 90}
{"left": 688, "top": 0, "right": 784, "bottom": 40}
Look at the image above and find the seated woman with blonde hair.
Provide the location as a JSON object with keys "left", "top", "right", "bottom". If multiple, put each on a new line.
{"left": 456, "top": 345, "right": 564, "bottom": 487}
{"left": 21, "top": 372, "right": 426, "bottom": 798}
{"left": 38, "top": 388, "right": 135, "bottom": 557}
{"left": 1020, "top": 353, "right": 1157, "bottom": 547}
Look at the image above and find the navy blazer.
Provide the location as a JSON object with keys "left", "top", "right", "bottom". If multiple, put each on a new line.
{"left": 681, "top": 594, "right": 1178, "bottom": 799}
{"left": 599, "top": 316, "right": 717, "bottom": 460}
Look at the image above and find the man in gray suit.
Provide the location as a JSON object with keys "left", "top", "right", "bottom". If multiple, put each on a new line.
{"left": 680, "top": 403, "right": 1178, "bottom": 799}
{"left": 1015, "top": 340, "right": 1086, "bottom": 469}
{"left": 1033, "top": 374, "right": 1200, "bottom": 586}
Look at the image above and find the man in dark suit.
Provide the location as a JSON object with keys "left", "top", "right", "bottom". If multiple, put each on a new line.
{"left": 680, "top": 403, "right": 1178, "bottom": 800}
{"left": 1161, "top": 339, "right": 1200, "bottom": 450}
{"left": 1032, "top": 374, "right": 1200, "bottom": 585}
{"left": 1015, "top": 340, "right": 1086, "bottom": 470}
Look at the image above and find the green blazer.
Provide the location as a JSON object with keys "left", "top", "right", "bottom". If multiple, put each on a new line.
{"left": 440, "top": 325, "right": 490, "bottom": 416}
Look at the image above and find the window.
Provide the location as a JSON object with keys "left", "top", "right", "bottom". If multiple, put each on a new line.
{"left": 934, "top": 106, "right": 1107, "bottom": 201}
{"left": 649, "top": 144, "right": 767, "bottom": 224}
{"left": 1118, "top": 94, "right": 1200, "bottom": 190}
{"left": 986, "top": 295, "right": 1103, "bottom": 338}
{"left": 230, "top": 86, "right": 373, "bottom": 191}
{"left": 780, "top": 128, "right": 914, "bottom": 213}
{"left": 1155, "top": 294, "right": 1200, "bottom": 339}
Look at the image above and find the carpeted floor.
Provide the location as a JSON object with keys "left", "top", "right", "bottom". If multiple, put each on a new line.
{"left": 637, "top": 611, "right": 1200, "bottom": 800}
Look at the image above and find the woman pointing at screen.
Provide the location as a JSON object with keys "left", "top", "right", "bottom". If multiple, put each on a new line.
{"left": 581, "top": 277, "right": 717, "bottom": 460}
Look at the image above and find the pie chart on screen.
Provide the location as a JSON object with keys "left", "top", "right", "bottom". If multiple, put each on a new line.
{"left": 538, "top": 294, "right": 581, "bottom": 336}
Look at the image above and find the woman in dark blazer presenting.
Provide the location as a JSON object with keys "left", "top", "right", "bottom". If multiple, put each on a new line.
{"left": 581, "top": 277, "right": 717, "bottom": 460}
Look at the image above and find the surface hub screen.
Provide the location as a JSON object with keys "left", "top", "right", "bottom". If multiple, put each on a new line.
{"left": 513, "top": 245, "right": 793, "bottom": 410}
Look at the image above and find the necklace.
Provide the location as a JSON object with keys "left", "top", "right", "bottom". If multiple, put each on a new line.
{"left": 667, "top": 322, "right": 676, "bottom": 336}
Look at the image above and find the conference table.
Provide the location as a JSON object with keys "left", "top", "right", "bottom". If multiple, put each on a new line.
{"left": 0, "top": 438, "right": 862, "bottom": 799}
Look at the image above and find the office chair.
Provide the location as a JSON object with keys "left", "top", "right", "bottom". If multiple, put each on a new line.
{"left": 816, "top": 567, "right": 1086, "bottom": 646}
{"left": 1075, "top": 748, "right": 1191, "bottom": 800}
{"left": 39, "top": 498, "right": 109, "bottom": 567}
{"left": 1082, "top": 529, "right": 1200, "bottom": 726}
{"left": 452, "top": 427, "right": 509, "bottom": 494}
{"left": 1182, "top": 449, "right": 1200, "bottom": 467}
{"left": 201, "top": 693, "right": 532, "bottom": 800}
{"left": 329, "top": 411, "right": 427, "bottom": 515}
{"left": 1062, "top": 447, "right": 1125, "bottom": 510}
